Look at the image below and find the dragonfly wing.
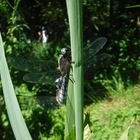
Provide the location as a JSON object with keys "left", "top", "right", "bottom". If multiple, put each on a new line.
{"left": 84, "top": 37, "right": 109, "bottom": 79}
{"left": 18, "top": 95, "right": 58, "bottom": 111}
{"left": 84, "top": 37, "right": 107, "bottom": 53}
{"left": 95, "top": 53, "right": 112, "bottom": 63}
{"left": 84, "top": 37, "right": 107, "bottom": 65}
{"left": 23, "top": 71, "right": 59, "bottom": 86}
{"left": 8, "top": 56, "right": 57, "bottom": 72}
{"left": 84, "top": 53, "right": 112, "bottom": 80}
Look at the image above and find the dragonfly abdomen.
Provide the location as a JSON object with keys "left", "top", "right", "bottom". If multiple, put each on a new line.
{"left": 55, "top": 75, "right": 69, "bottom": 104}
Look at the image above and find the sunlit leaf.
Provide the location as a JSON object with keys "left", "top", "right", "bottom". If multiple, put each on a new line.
{"left": 84, "top": 124, "right": 93, "bottom": 140}
{"left": 119, "top": 118, "right": 135, "bottom": 140}
{"left": 0, "top": 33, "right": 32, "bottom": 140}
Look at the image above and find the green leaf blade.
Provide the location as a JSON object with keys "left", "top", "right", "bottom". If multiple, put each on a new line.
{"left": 0, "top": 33, "right": 32, "bottom": 140}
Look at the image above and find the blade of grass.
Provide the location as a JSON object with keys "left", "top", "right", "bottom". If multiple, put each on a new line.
{"left": 66, "top": 0, "right": 84, "bottom": 140}
{"left": 119, "top": 117, "right": 135, "bottom": 140}
{"left": 0, "top": 33, "right": 32, "bottom": 140}
{"left": 126, "top": 5, "right": 140, "bottom": 8}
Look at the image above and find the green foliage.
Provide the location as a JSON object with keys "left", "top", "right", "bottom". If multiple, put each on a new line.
{"left": 1, "top": 0, "right": 139, "bottom": 83}
{"left": 119, "top": 118, "right": 134, "bottom": 140}
{"left": 86, "top": 84, "right": 140, "bottom": 140}
{"left": 1, "top": 1, "right": 140, "bottom": 139}
{"left": 107, "top": 23, "right": 140, "bottom": 83}
{"left": 0, "top": 82, "right": 66, "bottom": 139}
{"left": 100, "top": 72, "right": 127, "bottom": 96}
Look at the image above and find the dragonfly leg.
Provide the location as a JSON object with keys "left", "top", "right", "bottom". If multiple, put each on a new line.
{"left": 69, "top": 74, "right": 75, "bottom": 83}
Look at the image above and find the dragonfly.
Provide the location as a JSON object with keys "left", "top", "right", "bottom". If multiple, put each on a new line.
{"left": 8, "top": 37, "right": 111, "bottom": 106}
{"left": 55, "top": 48, "right": 72, "bottom": 104}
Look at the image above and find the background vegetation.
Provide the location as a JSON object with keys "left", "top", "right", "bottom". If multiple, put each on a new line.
{"left": 0, "top": 0, "right": 140, "bottom": 139}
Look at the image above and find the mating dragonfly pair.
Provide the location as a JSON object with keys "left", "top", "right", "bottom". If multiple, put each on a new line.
{"left": 9, "top": 37, "right": 111, "bottom": 110}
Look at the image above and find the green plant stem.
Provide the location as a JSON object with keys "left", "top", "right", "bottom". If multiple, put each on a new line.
{"left": 66, "top": 0, "right": 84, "bottom": 140}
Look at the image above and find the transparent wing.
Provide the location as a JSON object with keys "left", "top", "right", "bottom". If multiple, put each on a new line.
{"left": 84, "top": 37, "right": 107, "bottom": 67}
{"left": 84, "top": 37, "right": 111, "bottom": 79}
{"left": 17, "top": 95, "right": 59, "bottom": 111}
{"left": 85, "top": 53, "right": 112, "bottom": 70}
{"left": 0, "top": 94, "right": 59, "bottom": 112}
{"left": 23, "top": 71, "right": 60, "bottom": 86}
{"left": 8, "top": 56, "right": 59, "bottom": 85}
{"left": 84, "top": 53, "right": 112, "bottom": 80}
{"left": 84, "top": 37, "right": 107, "bottom": 53}
{"left": 8, "top": 56, "right": 57, "bottom": 72}
{"left": 95, "top": 53, "right": 112, "bottom": 63}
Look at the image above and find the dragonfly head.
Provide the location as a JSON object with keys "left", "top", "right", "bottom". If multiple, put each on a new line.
{"left": 61, "top": 48, "right": 71, "bottom": 56}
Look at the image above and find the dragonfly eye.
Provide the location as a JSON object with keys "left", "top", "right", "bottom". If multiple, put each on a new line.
{"left": 61, "top": 48, "right": 67, "bottom": 55}
{"left": 61, "top": 48, "right": 71, "bottom": 55}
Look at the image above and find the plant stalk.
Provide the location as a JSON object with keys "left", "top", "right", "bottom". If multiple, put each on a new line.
{"left": 66, "top": 0, "right": 84, "bottom": 139}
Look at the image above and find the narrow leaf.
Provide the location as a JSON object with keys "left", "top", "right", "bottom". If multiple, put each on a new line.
{"left": 119, "top": 118, "right": 135, "bottom": 140}
{"left": 83, "top": 124, "right": 93, "bottom": 140}
{"left": 0, "top": 33, "right": 32, "bottom": 140}
{"left": 126, "top": 5, "right": 140, "bottom": 8}
{"left": 66, "top": 0, "right": 84, "bottom": 140}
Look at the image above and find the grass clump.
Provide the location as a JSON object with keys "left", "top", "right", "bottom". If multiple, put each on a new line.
{"left": 85, "top": 81, "right": 140, "bottom": 140}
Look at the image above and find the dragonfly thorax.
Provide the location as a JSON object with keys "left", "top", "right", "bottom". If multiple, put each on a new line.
{"left": 58, "top": 54, "right": 71, "bottom": 76}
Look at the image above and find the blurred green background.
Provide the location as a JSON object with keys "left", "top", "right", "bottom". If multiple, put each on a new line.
{"left": 0, "top": 0, "right": 140, "bottom": 139}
